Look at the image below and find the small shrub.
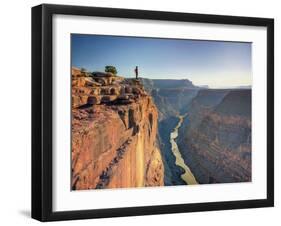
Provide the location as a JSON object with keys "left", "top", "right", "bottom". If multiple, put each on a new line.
{"left": 105, "top": 65, "right": 117, "bottom": 75}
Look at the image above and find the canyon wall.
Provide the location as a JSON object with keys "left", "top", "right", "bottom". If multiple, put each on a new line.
{"left": 141, "top": 78, "right": 199, "bottom": 185}
{"left": 179, "top": 89, "right": 252, "bottom": 184}
{"left": 71, "top": 69, "right": 164, "bottom": 190}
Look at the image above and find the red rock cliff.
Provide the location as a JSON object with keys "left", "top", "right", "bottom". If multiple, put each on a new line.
{"left": 71, "top": 68, "right": 164, "bottom": 190}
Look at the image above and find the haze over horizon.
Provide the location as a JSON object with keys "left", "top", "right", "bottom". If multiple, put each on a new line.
{"left": 72, "top": 34, "right": 252, "bottom": 88}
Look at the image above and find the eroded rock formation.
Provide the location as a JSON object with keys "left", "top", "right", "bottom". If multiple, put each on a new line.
{"left": 71, "top": 68, "right": 164, "bottom": 190}
{"left": 178, "top": 89, "right": 252, "bottom": 184}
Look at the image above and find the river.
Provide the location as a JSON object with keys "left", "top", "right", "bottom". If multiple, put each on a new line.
{"left": 170, "top": 114, "right": 198, "bottom": 185}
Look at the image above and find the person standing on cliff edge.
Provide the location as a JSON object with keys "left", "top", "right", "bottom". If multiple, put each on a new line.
{"left": 134, "top": 66, "right": 139, "bottom": 80}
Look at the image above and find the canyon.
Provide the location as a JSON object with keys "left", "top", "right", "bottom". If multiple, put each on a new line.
{"left": 141, "top": 78, "right": 199, "bottom": 185}
{"left": 142, "top": 79, "right": 252, "bottom": 185}
{"left": 71, "top": 67, "right": 252, "bottom": 189}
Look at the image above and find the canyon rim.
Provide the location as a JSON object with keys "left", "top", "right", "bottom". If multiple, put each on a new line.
{"left": 71, "top": 34, "right": 252, "bottom": 190}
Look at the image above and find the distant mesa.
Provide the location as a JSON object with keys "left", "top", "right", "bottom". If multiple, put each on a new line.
{"left": 198, "top": 85, "right": 209, "bottom": 89}
{"left": 140, "top": 78, "right": 198, "bottom": 91}
{"left": 235, "top": 85, "right": 252, "bottom": 89}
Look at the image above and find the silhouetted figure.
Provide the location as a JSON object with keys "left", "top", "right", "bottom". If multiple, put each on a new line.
{"left": 134, "top": 66, "right": 139, "bottom": 80}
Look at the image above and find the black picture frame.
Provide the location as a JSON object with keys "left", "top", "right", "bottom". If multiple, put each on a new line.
{"left": 32, "top": 3, "right": 274, "bottom": 222}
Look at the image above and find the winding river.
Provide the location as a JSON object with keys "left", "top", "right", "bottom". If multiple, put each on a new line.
{"left": 170, "top": 114, "right": 198, "bottom": 185}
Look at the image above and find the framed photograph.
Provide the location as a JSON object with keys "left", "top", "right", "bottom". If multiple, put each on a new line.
{"left": 32, "top": 4, "right": 274, "bottom": 221}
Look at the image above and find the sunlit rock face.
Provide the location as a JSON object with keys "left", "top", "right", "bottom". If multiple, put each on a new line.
{"left": 71, "top": 68, "right": 164, "bottom": 190}
{"left": 178, "top": 89, "right": 252, "bottom": 184}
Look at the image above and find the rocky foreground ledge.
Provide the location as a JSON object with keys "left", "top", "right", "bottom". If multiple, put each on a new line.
{"left": 71, "top": 67, "right": 164, "bottom": 190}
{"left": 72, "top": 67, "right": 145, "bottom": 107}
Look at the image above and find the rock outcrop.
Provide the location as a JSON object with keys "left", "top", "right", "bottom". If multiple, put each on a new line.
{"left": 71, "top": 68, "right": 164, "bottom": 190}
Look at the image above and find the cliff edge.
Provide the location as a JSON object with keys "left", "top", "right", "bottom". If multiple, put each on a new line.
{"left": 71, "top": 68, "right": 164, "bottom": 190}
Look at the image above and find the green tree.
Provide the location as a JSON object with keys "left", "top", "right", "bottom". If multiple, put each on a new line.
{"left": 105, "top": 65, "right": 117, "bottom": 75}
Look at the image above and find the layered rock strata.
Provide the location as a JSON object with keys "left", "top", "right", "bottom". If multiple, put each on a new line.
{"left": 179, "top": 90, "right": 252, "bottom": 184}
{"left": 71, "top": 68, "right": 164, "bottom": 190}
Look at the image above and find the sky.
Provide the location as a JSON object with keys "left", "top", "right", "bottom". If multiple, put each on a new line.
{"left": 71, "top": 34, "right": 252, "bottom": 88}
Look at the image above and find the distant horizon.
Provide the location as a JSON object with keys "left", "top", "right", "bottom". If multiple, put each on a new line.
{"left": 72, "top": 34, "right": 252, "bottom": 89}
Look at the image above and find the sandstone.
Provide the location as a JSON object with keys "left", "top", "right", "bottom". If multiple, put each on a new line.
{"left": 72, "top": 95, "right": 89, "bottom": 108}
{"left": 72, "top": 95, "right": 80, "bottom": 108}
{"left": 92, "top": 77, "right": 107, "bottom": 86}
{"left": 120, "top": 86, "right": 126, "bottom": 94}
{"left": 77, "top": 78, "right": 86, "bottom": 87}
{"left": 132, "top": 87, "right": 142, "bottom": 95}
{"left": 117, "top": 94, "right": 129, "bottom": 100}
{"left": 72, "top": 94, "right": 162, "bottom": 190}
{"left": 72, "top": 67, "right": 81, "bottom": 78}
{"left": 85, "top": 78, "right": 101, "bottom": 87}
{"left": 87, "top": 96, "right": 101, "bottom": 105}
{"left": 72, "top": 80, "right": 78, "bottom": 86}
{"left": 91, "top": 88, "right": 100, "bottom": 95}
{"left": 109, "top": 87, "right": 119, "bottom": 95}
{"left": 101, "top": 95, "right": 117, "bottom": 103}
{"left": 72, "top": 87, "right": 92, "bottom": 95}
{"left": 125, "top": 86, "right": 132, "bottom": 93}
{"left": 71, "top": 67, "right": 163, "bottom": 190}
{"left": 80, "top": 95, "right": 88, "bottom": 106}
{"left": 100, "top": 87, "right": 112, "bottom": 95}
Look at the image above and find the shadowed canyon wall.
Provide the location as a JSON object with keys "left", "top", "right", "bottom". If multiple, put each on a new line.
{"left": 178, "top": 89, "right": 252, "bottom": 184}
